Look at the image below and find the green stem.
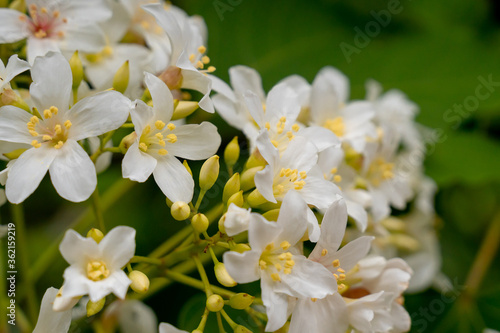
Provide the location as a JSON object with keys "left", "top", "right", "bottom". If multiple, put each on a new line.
{"left": 91, "top": 189, "right": 106, "bottom": 233}
{"left": 130, "top": 256, "right": 163, "bottom": 266}
{"left": 10, "top": 204, "right": 38, "bottom": 324}
{"left": 220, "top": 309, "right": 238, "bottom": 329}
{"left": 102, "top": 147, "right": 122, "bottom": 154}
{"left": 164, "top": 270, "right": 235, "bottom": 298}
{"left": 463, "top": 211, "right": 500, "bottom": 301}
{"left": 195, "top": 308, "right": 210, "bottom": 332}
{"left": 216, "top": 312, "right": 226, "bottom": 333}
{"left": 194, "top": 190, "right": 206, "bottom": 212}
{"left": 193, "top": 254, "right": 213, "bottom": 297}
{"left": 30, "top": 179, "right": 135, "bottom": 283}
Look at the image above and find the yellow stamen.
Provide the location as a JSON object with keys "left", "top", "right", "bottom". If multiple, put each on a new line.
{"left": 158, "top": 149, "right": 168, "bottom": 156}
{"left": 54, "top": 124, "right": 62, "bottom": 135}
{"left": 64, "top": 120, "right": 72, "bottom": 129}
{"left": 332, "top": 259, "right": 340, "bottom": 267}
{"left": 198, "top": 46, "right": 206, "bottom": 54}
{"left": 334, "top": 175, "right": 342, "bottom": 183}
{"left": 42, "top": 135, "right": 52, "bottom": 141}
{"left": 29, "top": 130, "right": 39, "bottom": 137}
{"left": 54, "top": 141, "right": 64, "bottom": 149}
{"left": 271, "top": 273, "right": 281, "bottom": 282}
{"left": 280, "top": 241, "right": 291, "bottom": 250}
{"left": 201, "top": 55, "right": 210, "bottom": 64}
{"left": 166, "top": 134, "right": 177, "bottom": 143}
{"left": 292, "top": 124, "right": 300, "bottom": 132}
{"left": 139, "top": 142, "right": 148, "bottom": 152}
{"left": 155, "top": 120, "right": 166, "bottom": 130}
{"left": 167, "top": 123, "right": 176, "bottom": 130}
{"left": 321, "top": 249, "right": 328, "bottom": 256}
{"left": 31, "top": 140, "right": 41, "bottom": 148}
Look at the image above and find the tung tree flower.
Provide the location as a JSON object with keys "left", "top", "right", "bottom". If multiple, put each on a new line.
{"left": 159, "top": 323, "right": 188, "bottom": 333}
{"left": 58, "top": 226, "right": 136, "bottom": 303}
{"left": 0, "top": 0, "right": 111, "bottom": 64}
{"left": 142, "top": 3, "right": 214, "bottom": 112}
{"left": 122, "top": 72, "right": 220, "bottom": 203}
{"left": 224, "top": 191, "right": 337, "bottom": 332}
{"left": 33, "top": 287, "right": 72, "bottom": 333}
{"left": 0, "top": 52, "right": 132, "bottom": 203}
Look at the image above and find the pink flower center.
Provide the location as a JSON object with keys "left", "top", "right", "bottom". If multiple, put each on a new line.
{"left": 23, "top": 4, "right": 67, "bottom": 39}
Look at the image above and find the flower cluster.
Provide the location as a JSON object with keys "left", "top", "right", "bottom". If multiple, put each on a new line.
{"left": 0, "top": 1, "right": 442, "bottom": 333}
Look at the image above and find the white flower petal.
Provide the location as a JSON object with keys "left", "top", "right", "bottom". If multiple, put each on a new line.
{"left": 261, "top": 274, "right": 290, "bottom": 332}
{"left": 0, "top": 10, "right": 29, "bottom": 43}
{"left": 4, "top": 55, "right": 30, "bottom": 82}
{"left": 153, "top": 155, "right": 194, "bottom": 202}
{"left": 6, "top": 146, "right": 57, "bottom": 204}
{"left": 297, "top": 126, "right": 340, "bottom": 152}
{"left": 276, "top": 191, "right": 308, "bottom": 245}
{"left": 229, "top": 65, "right": 265, "bottom": 101}
{"left": 299, "top": 176, "right": 339, "bottom": 210}
{"left": 144, "top": 72, "right": 174, "bottom": 122}
{"left": 280, "top": 136, "right": 318, "bottom": 172}
{"left": 159, "top": 322, "right": 189, "bottom": 333}
{"left": 59, "top": 229, "right": 99, "bottom": 265}
{"left": 265, "top": 83, "right": 300, "bottom": 123}
{"left": 26, "top": 37, "right": 61, "bottom": 65}
{"left": 212, "top": 94, "right": 245, "bottom": 130}
{"left": 60, "top": 23, "right": 107, "bottom": 53}
{"left": 346, "top": 199, "right": 368, "bottom": 231}
{"left": 0, "top": 106, "right": 36, "bottom": 144}
{"left": 244, "top": 90, "right": 265, "bottom": 127}
{"left": 254, "top": 165, "right": 276, "bottom": 203}
{"left": 68, "top": 91, "right": 131, "bottom": 141}
{"left": 180, "top": 68, "right": 214, "bottom": 113}
{"left": 222, "top": 250, "right": 261, "bottom": 284}
{"left": 209, "top": 74, "right": 236, "bottom": 101}
{"left": 96, "top": 270, "right": 131, "bottom": 301}
{"left": 99, "top": 226, "right": 136, "bottom": 269}
{"left": 224, "top": 204, "right": 251, "bottom": 236}
{"left": 332, "top": 236, "right": 374, "bottom": 272}
{"left": 166, "top": 122, "right": 221, "bottom": 160}
{"left": 122, "top": 142, "right": 157, "bottom": 182}
{"left": 30, "top": 52, "right": 72, "bottom": 111}
{"left": 131, "top": 100, "right": 154, "bottom": 135}
{"left": 33, "top": 288, "right": 72, "bottom": 333}
{"left": 248, "top": 213, "right": 281, "bottom": 250}
{"left": 49, "top": 140, "right": 96, "bottom": 202}
{"left": 255, "top": 130, "right": 278, "bottom": 168}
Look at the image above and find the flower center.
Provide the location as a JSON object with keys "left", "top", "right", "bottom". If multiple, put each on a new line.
{"left": 264, "top": 117, "right": 300, "bottom": 154}
{"left": 259, "top": 242, "right": 295, "bottom": 282}
{"left": 188, "top": 45, "right": 215, "bottom": 73}
{"left": 367, "top": 157, "right": 394, "bottom": 186}
{"left": 27, "top": 107, "right": 72, "bottom": 149}
{"left": 324, "top": 117, "right": 345, "bottom": 137}
{"left": 86, "top": 260, "right": 110, "bottom": 281}
{"left": 138, "top": 120, "right": 177, "bottom": 157}
{"left": 22, "top": 4, "right": 67, "bottom": 39}
{"left": 273, "top": 168, "right": 308, "bottom": 198}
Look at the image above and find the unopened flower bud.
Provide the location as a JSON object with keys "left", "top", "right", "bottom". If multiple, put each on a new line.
{"left": 0, "top": 88, "right": 30, "bottom": 111}
{"left": 3, "top": 148, "right": 27, "bottom": 160}
{"left": 171, "top": 101, "right": 199, "bottom": 120}
{"left": 206, "top": 294, "right": 224, "bottom": 312}
{"left": 171, "top": 201, "right": 191, "bottom": 221}
{"left": 247, "top": 189, "right": 268, "bottom": 208}
{"left": 214, "top": 263, "right": 237, "bottom": 287}
{"left": 245, "top": 151, "right": 266, "bottom": 169}
{"left": 223, "top": 173, "right": 240, "bottom": 203}
{"left": 119, "top": 132, "right": 137, "bottom": 154}
{"left": 231, "top": 243, "right": 251, "bottom": 253}
{"left": 227, "top": 191, "right": 244, "bottom": 208}
{"left": 240, "top": 166, "right": 264, "bottom": 192}
{"left": 262, "top": 209, "right": 280, "bottom": 222}
{"left": 191, "top": 213, "right": 209, "bottom": 233}
{"left": 87, "top": 297, "right": 106, "bottom": 317}
{"left": 9, "top": 0, "right": 25, "bottom": 11}
{"left": 69, "top": 51, "right": 83, "bottom": 90}
{"left": 224, "top": 137, "right": 240, "bottom": 170}
{"left": 199, "top": 155, "right": 219, "bottom": 191}
{"left": 87, "top": 228, "right": 104, "bottom": 243}
{"left": 113, "top": 61, "right": 130, "bottom": 94}
{"left": 229, "top": 293, "right": 254, "bottom": 310}
{"left": 183, "top": 160, "right": 193, "bottom": 177}
{"left": 218, "top": 215, "right": 226, "bottom": 234}
{"left": 129, "top": 270, "right": 150, "bottom": 294}
{"left": 234, "top": 325, "right": 253, "bottom": 333}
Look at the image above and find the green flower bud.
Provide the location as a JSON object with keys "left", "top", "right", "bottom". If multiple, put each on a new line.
{"left": 227, "top": 191, "right": 244, "bottom": 208}
{"left": 191, "top": 213, "right": 209, "bottom": 233}
{"left": 245, "top": 151, "right": 266, "bottom": 169}
{"left": 119, "top": 132, "right": 137, "bottom": 154}
{"left": 214, "top": 262, "right": 237, "bottom": 287}
{"left": 128, "top": 270, "right": 150, "bottom": 294}
{"left": 171, "top": 201, "right": 191, "bottom": 221}
{"left": 218, "top": 215, "right": 226, "bottom": 234}
{"left": 171, "top": 101, "right": 199, "bottom": 120}
{"left": 240, "top": 166, "right": 264, "bottom": 192}
{"left": 87, "top": 228, "right": 104, "bottom": 243}
{"left": 247, "top": 189, "right": 268, "bottom": 208}
{"left": 69, "top": 51, "right": 83, "bottom": 90}
{"left": 262, "top": 209, "right": 280, "bottom": 222}
{"left": 113, "top": 61, "right": 130, "bottom": 94}
{"left": 231, "top": 243, "right": 251, "bottom": 253}
{"left": 199, "top": 155, "right": 220, "bottom": 191}
{"left": 206, "top": 294, "right": 224, "bottom": 312}
{"left": 223, "top": 173, "right": 240, "bottom": 203}
{"left": 229, "top": 293, "right": 254, "bottom": 310}
{"left": 87, "top": 297, "right": 106, "bottom": 317}
{"left": 3, "top": 148, "right": 27, "bottom": 160}
{"left": 224, "top": 137, "right": 240, "bottom": 169}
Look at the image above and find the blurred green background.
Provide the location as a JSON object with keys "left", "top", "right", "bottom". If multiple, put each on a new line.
{"left": 2, "top": 0, "right": 500, "bottom": 332}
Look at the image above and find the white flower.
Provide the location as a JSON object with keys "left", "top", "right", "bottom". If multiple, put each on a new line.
{"left": 0, "top": 55, "right": 30, "bottom": 93}
{"left": 224, "top": 191, "right": 337, "bottom": 332}
{"left": 82, "top": 0, "right": 152, "bottom": 99}
{"left": 223, "top": 203, "right": 251, "bottom": 237}
{"left": 122, "top": 72, "right": 220, "bottom": 203}
{"left": 211, "top": 68, "right": 337, "bottom": 152}
{"left": 0, "top": 52, "right": 132, "bottom": 203}
{"left": 308, "top": 67, "right": 377, "bottom": 152}
{"left": 59, "top": 226, "right": 136, "bottom": 303}
{"left": 159, "top": 322, "right": 188, "bottom": 333}
{"left": 103, "top": 300, "right": 158, "bottom": 333}
{"left": 366, "top": 79, "right": 422, "bottom": 153}
{"left": 33, "top": 287, "right": 72, "bottom": 333}
{"left": 254, "top": 130, "right": 340, "bottom": 210}
{"left": 142, "top": 3, "right": 214, "bottom": 112}
{"left": 0, "top": 0, "right": 111, "bottom": 64}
